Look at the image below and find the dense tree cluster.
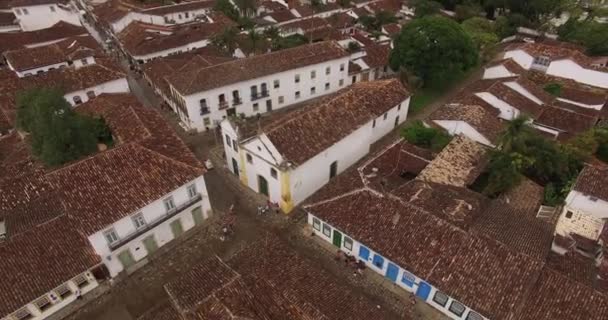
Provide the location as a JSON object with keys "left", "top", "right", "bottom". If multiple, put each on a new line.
{"left": 16, "top": 88, "right": 112, "bottom": 167}
{"left": 390, "top": 16, "right": 478, "bottom": 89}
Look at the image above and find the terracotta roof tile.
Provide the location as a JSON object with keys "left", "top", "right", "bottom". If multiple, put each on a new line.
{"left": 361, "top": 43, "right": 390, "bottom": 69}
{"left": 4, "top": 35, "right": 101, "bottom": 72}
{"left": 326, "top": 12, "right": 356, "bottom": 29}
{"left": 508, "top": 42, "right": 607, "bottom": 71}
{"left": 416, "top": 135, "right": 488, "bottom": 187}
{"left": 264, "top": 79, "right": 409, "bottom": 165}
{"left": 0, "top": 216, "right": 101, "bottom": 317}
{"left": 382, "top": 22, "right": 401, "bottom": 36}
{"left": 137, "top": 301, "right": 181, "bottom": 320}
{"left": 118, "top": 17, "right": 234, "bottom": 56}
{"left": 546, "top": 251, "right": 597, "bottom": 287}
{"left": 167, "top": 41, "right": 348, "bottom": 95}
{"left": 429, "top": 103, "right": 504, "bottom": 143}
{"left": 572, "top": 165, "right": 608, "bottom": 201}
{"left": 516, "top": 268, "right": 608, "bottom": 320}
{"left": 486, "top": 81, "right": 545, "bottom": 119}
{"left": 0, "top": 11, "right": 17, "bottom": 26}
{"left": 0, "top": 21, "right": 87, "bottom": 53}
{"left": 536, "top": 105, "right": 598, "bottom": 135}
{"left": 141, "top": 0, "right": 215, "bottom": 15}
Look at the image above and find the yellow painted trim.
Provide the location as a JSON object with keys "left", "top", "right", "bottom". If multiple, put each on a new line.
{"left": 238, "top": 149, "right": 248, "bottom": 186}
{"left": 279, "top": 169, "right": 294, "bottom": 213}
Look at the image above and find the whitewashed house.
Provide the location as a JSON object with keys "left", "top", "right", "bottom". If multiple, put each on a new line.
{"left": 220, "top": 79, "right": 410, "bottom": 213}
{"left": 503, "top": 42, "right": 608, "bottom": 89}
{"left": 0, "top": 94, "right": 214, "bottom": 320}
{"left": 553, "top": 165, "right": 608, "bottom": 257}
{"left": 0, "top": 21, "right": 87, "bottom": 53}
{"left": 91, "top": 0, "right": 215, "bottom": 33}
{"left": 8, "top": 0, "right": 81, "bottom": 31}
{"left": 3, "top": 35, "right": 100, "bottom": 77}
{"left": 165, "top": 41, "right": 350, "bottom": 131}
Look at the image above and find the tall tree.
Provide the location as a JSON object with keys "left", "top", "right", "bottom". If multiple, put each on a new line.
{"left": 390, "top": 16, "right": 478, "bottom": 88}
{"left": 16, "top": 88, "right": 107, "bottom": 166}
{"left": 412, "top": 0, "right": 443, "bottom": 17}
{"left": 212, "top": 27, "right": 239, "bottom": 54}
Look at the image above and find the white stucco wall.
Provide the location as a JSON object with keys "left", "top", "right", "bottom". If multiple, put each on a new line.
{"left": 289, "top": 124, "right": 371, "bottom": 205}
{"left": 12, "top": 3, "right": 81, "bottom": 31}
{"left": 87, "top": 176, "right": 212, "bottom": 277}
{"left": 131, "top": 39, "right": 210, "bottom": 63}
{"left": 475, "top": 92, "right": 520, "bottom": 120}
{"left": 65, "top": 77, "right": 130, "bottom": 106}
{"left": 433, "top": 120, "right": 493, "bottom": 147}
{"left": 307, "top": 213, "right": 488, "bottom": 320}
{"left": 547, "top": 59, "right": 608, "bottom": 89}
{"left": 370, "top": 97, "right": 409, "bottom": 142}
{"left": 177, "top": 56, "right": 350, "bottom": 131}
{"left": 556, "top": 97, "right": 603, "bottom": 110}
{"left": 10, "top": 61, "right": 68, "bottom": 78}
{"left": 503, "top": 50, "right": 534, "bottom": 70}
{"left": 503, "top": 81, "right": 543, "bottom": 105}
{"left": 565, "top": 190, "right": 608, "bottom": 218}
{"left": 9, "top": 271, "right": 99, "bottom": 320}
{"left": 482, "top": 65, "right": 518, "bottom": 79}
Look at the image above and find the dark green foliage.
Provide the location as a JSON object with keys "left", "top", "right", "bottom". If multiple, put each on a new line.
{"left": 401, "top": 120, "right": 452, "bottom": 152}
{"left": 357, "top": 11, "right": 397, "bottom": 31}
{"left": 558, "top": 18, "right": 608, "bottom": 56}
{"left": 347, "top": 41, "right": 361, "bottom": 53}
{"left": 494, "top": 13, "right": 529, "bottom": 38}
{"left": 211, "top": 27, "right": 239, "bottom": 53}
{"left": 413, "top": 0, "right": 443, "bottom": 17}
{"left": 543, "top": 83, "right": 562, "bottom": 96}
{"left": 16, "top": 88, "right": 112, "bottom": 167}
{"left": 390, "top": 16, "right": 478, "bottom": 89}
{"left": 455, "top": 3, "right": 481, "bottom": 21}
{"left": 273, "top": 34, "right": 308, "bottom": 50}
{"left": 461, "top": 17, "right": 499, "bottom": 59}
{"left": 597, "top": 143, "right": 608, "bottom": 163}
{"left": 483, "top": 116, "right": 584, "bottom": 203}
{"left": 214, "top": 0, "right": 240, "bottom": 21}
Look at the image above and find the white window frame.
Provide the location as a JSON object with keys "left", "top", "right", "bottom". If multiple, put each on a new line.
{"left": 132, "top": 212, "right": 146, "bottom": 229}
{"left": 55, "top": 284, "right": 72, "bottom": 299}
{"left": 433, "top": 291, "right": 449, "bottom": 307}
{"left": 449, "top": 300, "right": 466, "bottom": 317}
{"left": 322, "top": 223, "right": 331, "bottom": 237}
{"left": 164, "top": 197, "right": 176, "bottom": 212}
{"left": 343, "top": 237, "right": 353, "bottom": 250}
{"left": 312, "top": 217, "right": 321, "bottom": 230}
{"left": 187, "top": 184, "right": 197, "bottom": 198}
{"left": 34, "top": 295, "right": 52, "bottom": 312}
{"left": 103, "top": 228, "right": 119, "bottom": 245}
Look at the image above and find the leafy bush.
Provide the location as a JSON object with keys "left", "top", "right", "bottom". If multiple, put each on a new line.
{"left": 401, "top": 120, "right": 451, "bottom": 152}
{"left": 543, "top": 83, "right": 562, "bottom": 96}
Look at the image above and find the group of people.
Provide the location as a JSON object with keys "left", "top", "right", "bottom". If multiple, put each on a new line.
{"left": 335, "top": 250, "right": 366, "bottom": 277}
{"left": 257, "top": 201, "right": 280, "bottom": 215}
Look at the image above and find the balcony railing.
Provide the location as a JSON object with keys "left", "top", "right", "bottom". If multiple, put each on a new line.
{"left": 109, "top": 194, "right": 203, "bottom": 251}
{"left": 250, "top": 90, "right": 269, "bottom": 101}
{"left": 233, "top": 97, "right": 242, "bottom": 105}
{"left": 218, "top": 101, "right": 229, "bottom": 110}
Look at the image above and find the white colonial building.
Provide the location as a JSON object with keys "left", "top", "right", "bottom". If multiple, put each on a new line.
{"left": 220, "top": 79, "right": 410, "bottom": 213}
{"left": 0, "top": 94, "right": 213, "bottom": 320}
{"left": 165, "top": 41, "right": 351, "bottom": 131}
{"left": 7, "top": 0, "right": 81, "bottom": 31}
{"left": 502, "top": 42, "right": 608, "bottom": 89}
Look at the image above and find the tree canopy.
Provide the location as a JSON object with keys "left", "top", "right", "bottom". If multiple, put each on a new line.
{"left": 390, "top": 16, "right": 478, "bottom": 89}
{"left": 412, "top": 0, "right": 443, "bottom": 17}
{"left": 401, "top": 120, "right": 452, "bottom": 152}
{"left": 16, "top": 88, "right": 112, "bottom": 167}
{"left": 461, "top": 17, "right": 499, "bottom": 59}
{"left": 558, "top": 18, "right": 608, "bottom": 56}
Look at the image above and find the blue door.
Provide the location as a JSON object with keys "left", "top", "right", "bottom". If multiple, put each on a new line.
{"left": 359, "top": 245, "right": 370, "bottom": 260}
{"left": 386, "top": 263, "right": 399, "bottom": 282}
{"left": 416, "top": 281, "right": 431, "bottom": 301}
{"left": 372, "top": 254, "right": 385, "bottom": 269}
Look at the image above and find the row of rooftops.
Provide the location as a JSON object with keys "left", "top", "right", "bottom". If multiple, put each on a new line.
{"left": 0, "top": 94, "right": 205, "bottom": 317}
{"left": 304, "top": 134, "right": 608, "bottom": 319}
{"left": 138, "top": 234, "right": 403, "bottom": 320}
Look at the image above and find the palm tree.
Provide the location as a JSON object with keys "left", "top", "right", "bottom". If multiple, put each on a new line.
{"left": 499, "top": 115, "right": 531, "bottom": 153}
{"left": 212, "top": 27, "right": 239, "bottom": 54}
{"left": 248, "top": 28, "right": 262, "bottom": 54}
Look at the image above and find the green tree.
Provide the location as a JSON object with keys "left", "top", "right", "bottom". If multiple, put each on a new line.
{"left": 461, "top": 17, "right": 499, "bottom": 59}
{"left": 413, "top": 0, "right": 443, "bottom": 17}
{"left": 212, "top": 27, "right": 239, "bottom": 54}
{"left": 401, "top": 120, "right": 452, "bottom": 152}
{"left": 494, "top": 13, "right": 528, "bottom": 38}
{"left": 390, "top": 16, "right": 478, "bottom": 89}
{"left": 376, "top": 10, "right": 397, "bottom": 25}
{"left": 455, "top": 2, "right": 482, "bottom": 21}
{"left": 16, "top": 88, "right": 109, "bottom": 167}
{"left": 248, "top": 28, "right": 262, "bottom": 53}
{"left": 484, "top": 151, "right": 527, "bottom": 196}
{"left": 558, "top": 19, "right": 608, "bottom": 56}
{"left": 347, "top": 41, "right": 361, "bottom": 53}
{"left": 214, "top": 0, "right": 240, "bottom": 21}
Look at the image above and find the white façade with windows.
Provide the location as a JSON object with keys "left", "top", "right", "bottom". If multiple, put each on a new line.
{"left": 10, "top": 56, "right": 96, "bottom": 78}
{"left": 11, "top": 2, "right": 81, "bottom": 31}
{"left": 103, "top": 6, "right": 212, "bottom": 33}
{"left": 4, "top": 272, "right": 98, "bottom": 320}
{"left": 130, "top": 38, "right": 210, "bottom": 64}
{"left": 65, "top": 77, "right": 130, "bottom": 107}
{"left": 87, "top": 176, "right": 212, "bottom": 277}
{"left": 172, "top": 59, "right": 350, "bottom": 131}
{"left": 307, "top": 213, "right": 488, "bottom": 320}
{"left": 220, "top": 95, "right": 409, "bottom": 213}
